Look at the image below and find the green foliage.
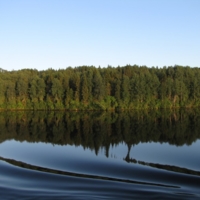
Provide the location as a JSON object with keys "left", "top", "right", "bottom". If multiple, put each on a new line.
{"left": 0, "top": 65, "right": 200, "bottom": 110}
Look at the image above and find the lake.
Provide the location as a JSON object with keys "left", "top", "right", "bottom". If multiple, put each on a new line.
{"left": 0, "top": 110, "right": 200, "bottom": 199}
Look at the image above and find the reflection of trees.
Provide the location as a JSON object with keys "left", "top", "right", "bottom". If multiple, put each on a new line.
{"left": 1, "top": 109, "right": 200, "bottom": 155}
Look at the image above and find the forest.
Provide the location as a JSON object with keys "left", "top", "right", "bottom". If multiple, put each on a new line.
{"left": 1, "top": 65, "right": 200, "bottom": 110}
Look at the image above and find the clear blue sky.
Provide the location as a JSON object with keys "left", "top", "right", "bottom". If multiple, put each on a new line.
{"left": 0, "top": 0, "right": 200, "bottom": 71}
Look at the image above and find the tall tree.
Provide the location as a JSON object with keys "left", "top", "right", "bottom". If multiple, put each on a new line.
{"left": 92, "top": 70, "right": 104, "bottom": 101}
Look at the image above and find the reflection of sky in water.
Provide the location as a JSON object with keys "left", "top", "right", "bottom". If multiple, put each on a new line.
{"left": 0, "top": 140, "right": 113, "bottom": 174}
{"left": 0, "top": 139, "right": 200, "bottom": 173}
{"left": 109, "top": 140, "right": 200, "bottom": 171}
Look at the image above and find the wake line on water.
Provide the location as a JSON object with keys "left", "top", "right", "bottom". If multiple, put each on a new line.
{"left": 124, "top": 157, "right": 200, "bottom": 177}
{"left": 0, "top": 156, "right": 178, "bottom": 189}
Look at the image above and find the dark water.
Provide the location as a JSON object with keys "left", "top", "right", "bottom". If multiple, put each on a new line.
{"left": 0, "top": 110, "right": 200, "bottom": 199}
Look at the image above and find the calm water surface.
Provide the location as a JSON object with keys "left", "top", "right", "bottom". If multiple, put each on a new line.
{"left": 0, "top": 110, "right": 200, "bottom": 199}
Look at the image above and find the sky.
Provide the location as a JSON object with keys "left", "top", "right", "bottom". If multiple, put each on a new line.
{"left": 0, "top": 0, "right": 200, "bottom": 71}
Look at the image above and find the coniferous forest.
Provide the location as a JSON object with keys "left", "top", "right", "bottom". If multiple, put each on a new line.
{"left": 1, "top": 65, "right": 200, "bottom": 110}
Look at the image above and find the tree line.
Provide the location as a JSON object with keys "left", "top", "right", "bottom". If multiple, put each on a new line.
{"left": 1, "top": 65, "right": 200, "bottom": 110}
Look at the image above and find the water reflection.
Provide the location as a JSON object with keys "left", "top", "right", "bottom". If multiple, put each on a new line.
{"left": 0, "top": 109, "right": 200, "bottom": 148}
{"left": 1, "top": 110, "right": 200, "bottom": 199}
{"left": 0, "top": 155, "right": 179, "bottom": 188}
{"left": 1, "top": 109, "right": 200, "bottom": 170}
